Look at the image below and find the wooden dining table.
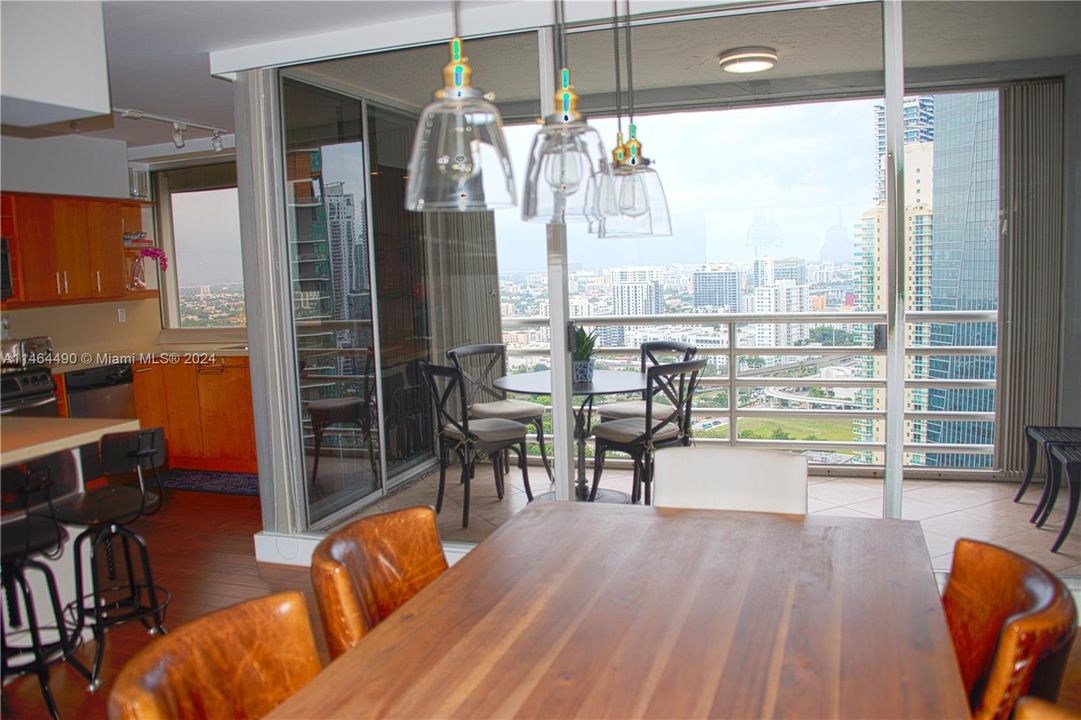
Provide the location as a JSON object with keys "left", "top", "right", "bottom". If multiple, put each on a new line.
{"left": 271, "top": 502, "right": 969, "bottom": 719}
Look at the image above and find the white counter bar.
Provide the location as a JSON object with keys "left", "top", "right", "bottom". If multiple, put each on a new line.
{"left": 1, "top": 416, "right": 140, "bottom": 467}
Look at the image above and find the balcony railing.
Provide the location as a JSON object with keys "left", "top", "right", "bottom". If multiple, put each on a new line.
{"left": 501, "top": 310, "right": 997, "bottom": 467}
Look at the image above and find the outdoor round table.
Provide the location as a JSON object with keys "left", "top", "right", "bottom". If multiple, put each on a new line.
{"left": 494, "top": 370, "right": 649, "bottom": 502}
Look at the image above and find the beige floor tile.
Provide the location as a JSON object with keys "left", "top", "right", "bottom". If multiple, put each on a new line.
{"left": 1059, "top": 563, "right": 1081, "bottom": 577}
{"left": 807, "top": 497, "right": 836, "bottom": 513}
{"left": 900, "top": 479, "right": 943, "bottom": 490}
{"left": 931, "top": 553, "right": 953, "bottom": 573}
{"left": 922, "top": 530, "right": 958, "bottom": 558}
{"left": 810, "top": 506, "right": 878, "bottom": 519}
{"left": 904, "top": 484, "right": 1013, "bottom": 514}
{"left": 845, "top": 495, "right": 953, "bottom": 521}
{"left": 919, "top": 510, "right": 1030, "bottom": 543}
{"left": 807, "top": 482, "right": 882, "bottom": 506}
{"left": 988, "top": 528, "right": 1081, "bottom": 571}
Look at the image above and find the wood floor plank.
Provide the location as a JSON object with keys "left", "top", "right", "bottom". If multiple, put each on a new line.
{"left": 0, "top": 490, "right": 316, "bottom": 720}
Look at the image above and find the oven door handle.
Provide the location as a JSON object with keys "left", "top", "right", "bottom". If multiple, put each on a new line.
{"left": 0, "top": 395, "right": 59, "bottom": 414}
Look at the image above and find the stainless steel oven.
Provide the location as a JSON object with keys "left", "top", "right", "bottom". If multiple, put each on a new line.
{"left": 0, "top": 368, "right": 59, "bottom": 417}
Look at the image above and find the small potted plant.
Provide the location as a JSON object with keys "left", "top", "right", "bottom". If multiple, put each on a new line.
{"left": 571, "top": 326, "right": 597, "bottom": 383}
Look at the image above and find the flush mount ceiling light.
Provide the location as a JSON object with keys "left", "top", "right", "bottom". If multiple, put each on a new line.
{"left": 404, "top": 0, "right": 516, "bottom": 212}
{"left": 718, "top": 46, "right": 778, "bottom": 74}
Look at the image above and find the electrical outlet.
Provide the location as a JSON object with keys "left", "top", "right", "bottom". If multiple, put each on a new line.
{"left": 0, "top": 315, "right": 9, "bottom": 339}
{"left": 117, "top": 307, "right": 127, "bottom": 323}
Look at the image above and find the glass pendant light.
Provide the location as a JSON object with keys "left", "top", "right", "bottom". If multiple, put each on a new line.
{"left": 405, "top": 2, "right": 516, "bottom": 212}
{"left": 598, "top": 0, "right": 672, "bottom": 238}
{"left": 522, "top": 0, "right": 613, "bottom": 224}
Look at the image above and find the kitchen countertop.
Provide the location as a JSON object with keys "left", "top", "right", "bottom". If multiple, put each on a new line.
{"left": 1, "top": 416, "right": 141, "bottom": 466}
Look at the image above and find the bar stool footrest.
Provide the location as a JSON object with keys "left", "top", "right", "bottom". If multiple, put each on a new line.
{"left": 64, "top": 584, "right": 170, "bottom": 631}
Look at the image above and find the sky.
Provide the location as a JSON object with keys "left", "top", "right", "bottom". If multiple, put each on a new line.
{"left": 494, "top": 99, "right": 879, "bottom": 273}
{"left": 170, "top": 188, "right": 244, "bottom": 287}
{"left": 173, "top": 97, "right": 879, "bottom": 284}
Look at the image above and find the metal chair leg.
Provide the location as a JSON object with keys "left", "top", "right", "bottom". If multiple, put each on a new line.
{"left": 1051, "top": 462, "right": 1079, "bottom": 553}
{"left": 1015, "top": 428, "right": 1039, "bottom": 501}
{"left": 519, "top": 441, "right": 533, "bottom": 501}
{"left": 589, "top": 447, "right": 606, "bottom": 501}
{"left": 533, "top": 418, "right": 554, "bottom": 482}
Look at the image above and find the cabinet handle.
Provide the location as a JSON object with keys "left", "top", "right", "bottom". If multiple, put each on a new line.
{"left": 196, "top": 360, "right": 227, "bottom": 375}
{"left": 63, "top": 272, "right": 69, "bottom": 294}
{"left": 96, "top": 270, "right": 102, "bottom": 293}
{"left": 135, "top": 368, "right": 153, "bottom": 374}
{"left": 56, "top": 272, "right": 62, "bottom": 295}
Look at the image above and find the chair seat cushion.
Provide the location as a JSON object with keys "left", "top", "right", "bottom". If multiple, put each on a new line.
{"left": 593, "top": 418, "right": 680, "bottom": 445}
{"left": 444, "top": 418, "right": 528, "bottom": 444}
{"left": 470, "top": 399, "right": 545, "bottom": 420}
{"left": 595, "top": 400, "right": 674, "bottom": 420}
{"left": 53, "top": 485, "right": 158, "bottom": 526}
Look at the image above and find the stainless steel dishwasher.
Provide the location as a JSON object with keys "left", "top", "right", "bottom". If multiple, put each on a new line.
{"left": 65, "top": 362, "right": 136, "bottom": 418}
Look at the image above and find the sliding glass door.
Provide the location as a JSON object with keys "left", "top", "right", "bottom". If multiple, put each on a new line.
{"left": 281, "top": 79, "right": 382, "bottom": 526}
{"left": 366, "top": 105, "right": 436, "bottom": 482}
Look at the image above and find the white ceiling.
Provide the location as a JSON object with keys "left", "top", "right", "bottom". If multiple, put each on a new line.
{"left": 4, "top": 0, "right": 1079, "bottom": 149}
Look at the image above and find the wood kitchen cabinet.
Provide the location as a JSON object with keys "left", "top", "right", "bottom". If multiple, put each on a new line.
{"left": 1, "top": 192, "right": 133, "bottom": 306}
{"left": 12, "top": 195, "right": 60, "bottom": 302}
{"left": 132, "top": 358, "right": 258, "bottom": 474}
{"left": 86, "top": 200, "right": 126, "bottom": 297}
{"left": 196, "top": 357, "right": 257, "bottom": 470}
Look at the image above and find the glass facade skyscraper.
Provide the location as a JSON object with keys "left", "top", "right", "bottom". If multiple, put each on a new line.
{"left": 925, "top": 91, "right": 999, "bottom": 468}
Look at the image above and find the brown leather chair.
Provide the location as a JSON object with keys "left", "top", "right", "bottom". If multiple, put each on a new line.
{"left": 1015, "top": 697, "right": 1081, "bottom": 720}
{"left": 310, "top": 506, "right": 448, "bottom": 659}
{"left": 943, "top": 539, "right": 1077, "bottom": 720}
{"left": 107, "top": 591, "right": 321, "bottom": 720}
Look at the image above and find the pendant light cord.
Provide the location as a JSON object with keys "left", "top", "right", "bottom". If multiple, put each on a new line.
{"left": 559, "top": 0, "right": 569, "bottom": 70}
{"left": 612, "top": 0, "right": 623, "bottom": 136}
{"left": 624, "top": 0, "right": 635, "bottom": 126}
{"left": 453, "top": 0, "right": 461, "bottom": 38}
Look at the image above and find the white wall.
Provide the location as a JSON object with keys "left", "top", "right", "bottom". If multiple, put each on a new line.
{"left": 0, "top": 1, "right": 110, "bottom": 126}
{"left": 0, "top": 134, "right": 129, "bottom": 198}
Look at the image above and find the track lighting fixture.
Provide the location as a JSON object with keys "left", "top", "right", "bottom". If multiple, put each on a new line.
{"left": 114, "top": 108, "right": 229, "bottom": 151}
{"left": 172, "top": 122, "right": 186, "bottom": 149}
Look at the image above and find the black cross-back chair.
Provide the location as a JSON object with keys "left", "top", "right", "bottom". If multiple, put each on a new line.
{"left": 595, "top": 341, "right": 698, "bottom": 421}
{"left": 420, "top": 361, "right": 532, "bottom": 528}
{"left": 590, "top": 358, "right": 708, "bottom": 505}
{"left": 306, "top": 347, "right": 380, "bottom": 487}
{"left": 2, "top": 458, "right": 94, "bottom": 719}
{"left": 53, "top": 427, "right": 170, "bottom": 687}
{"left": 447, "top": 343, "right": 553, "bottom": 482}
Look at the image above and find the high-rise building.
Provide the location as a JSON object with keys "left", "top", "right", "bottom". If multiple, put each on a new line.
{"left": 874, "top": 96, "right": 934, "bottom": 201}
{"left": 612, "top": 281, "right": 663, "bottom": 316}
{"left": 855, "top": 136, "right": 935, "bottom": 463}
{"left": 609, "top": 281, "right": 663, "bottom": 346}
{"left": 753, "top": 281, "right": 810, "bottom": 347}
{"left": 608, "top": 266, "right": 664, "bottom": 284}
{"left": 773, "top": 257, "right": 808, "bottom": 285}
{"left": 692, "top": 270, "right": 741, "bottom": 311}
{"left": 752, "top": 257, "right": 775, "bottom": 288}
{"left": 925, "top": 91, "right": 999, "bottom": 469}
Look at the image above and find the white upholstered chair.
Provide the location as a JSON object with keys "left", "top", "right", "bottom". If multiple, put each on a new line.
{"left": 652, "top": 447, "right": 808, "bottom": 514}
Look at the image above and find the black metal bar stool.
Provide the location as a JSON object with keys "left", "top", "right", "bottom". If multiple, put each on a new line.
{"left": 1037, "top": 441, "right": 1081, "bottom": 553}
{"left": 2, "top": 460, "right": 93, "bottom": 719}
{"left": 1014, "top": 425, "right": 1081, "bottom": 506}
{"left": 52, "top": 428, "right": 170, "bottom": 687}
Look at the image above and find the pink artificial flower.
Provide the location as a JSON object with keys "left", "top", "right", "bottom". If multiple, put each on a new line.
{"left": 140, "top": 247, "right": 169, "bottom": 271}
